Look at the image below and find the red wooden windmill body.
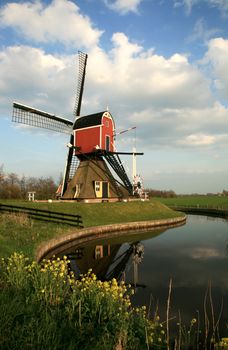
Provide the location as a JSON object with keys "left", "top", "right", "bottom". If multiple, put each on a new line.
{"left": 74, "top": 111, "right": 115, "bottom": 155}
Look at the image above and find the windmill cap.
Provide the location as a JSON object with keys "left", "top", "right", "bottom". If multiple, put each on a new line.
{"left": 74, "top": 111, "right": 113, "bottom": 129}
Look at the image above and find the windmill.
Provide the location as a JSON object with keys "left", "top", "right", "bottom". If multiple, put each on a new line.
{"left": 12, "top": 52, "right": 143, "bottom": 202}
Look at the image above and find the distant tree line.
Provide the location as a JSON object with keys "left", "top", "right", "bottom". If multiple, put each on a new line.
{"left": 1, "top": 165, "right": 227, "bottom": 200}
{"left": 146, "top": 189, "right": 228, "bottom": 197}
{"left": 0, "top": 165, "right": 58, "bottom": 200}
{"left": 146, "top": 188, "right": 177, "bottom": 198}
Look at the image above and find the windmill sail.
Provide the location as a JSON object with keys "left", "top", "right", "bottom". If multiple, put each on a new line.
{"left": 12, "top": 102, "right": 73, "bottom": 134}
{"left": 61, "top": 51, "right": 88, "bottom": 196}
{"left": 73, "top": 51, "right": 88, "bottom": 118}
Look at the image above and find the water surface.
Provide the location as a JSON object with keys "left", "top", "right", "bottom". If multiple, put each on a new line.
{"left": 63, "top": 215, "right": 228, "bottom": 334}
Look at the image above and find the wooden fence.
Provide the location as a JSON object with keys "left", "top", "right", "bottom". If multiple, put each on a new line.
{"left": 0, "top": 203, "right": 83, "bottom": 228}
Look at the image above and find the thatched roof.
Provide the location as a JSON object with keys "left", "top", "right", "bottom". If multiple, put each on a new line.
{"left": 63, "top": 158, "right": 130, "bottom": 200}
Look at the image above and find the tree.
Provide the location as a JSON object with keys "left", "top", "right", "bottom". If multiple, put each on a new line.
{"left": 0, "top": 164, "right": 5, "bottom": 183}
{"left": 145, "top": 188, "right": 177, "bottom": 198}
{"left": 0, "top": 168, "right": 58, "bottom": 200}
{"left": 7, "top": 173, "right": 20, "bottom": 186}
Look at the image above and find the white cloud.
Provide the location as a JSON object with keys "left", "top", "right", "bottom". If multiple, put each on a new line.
{"left": 178, "top": 133, "right": 216, "bottom": 146}
{"left": 174, "top": 0, "right": 198, "bottom": 15}
{"left": 202, "top": 38, "right": 228, "bottom": 100}
{"left": 0, "top": 45, "right": 76, "bottom": 117}
{"left": 0, "top": 0, "right": 103, "bottom": 49}
{"left": 85, "top": 34, "right": 212, "bottom": 117}
{"left": 128, "top": 101, "right": 228, "bottom": 149}
{"left": 209, "top": 0, "right": 228, "bottom": 14}
{"left": 174, "top": 0, "right": 228, "bottom": 16}
{"left": 104, "top": 0, "right": 142, "bottom": 14}
{"left": 187, "top": 18, "right": 221, "bottom": 44}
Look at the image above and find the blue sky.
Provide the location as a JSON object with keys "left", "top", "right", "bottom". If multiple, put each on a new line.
{"left": 0, "top": 0, "right": 228, "bottom": 193}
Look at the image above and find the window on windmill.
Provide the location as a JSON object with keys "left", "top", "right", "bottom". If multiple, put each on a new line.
{"left": 74, "top": 184, "right": 81, "bottom": 198}
{"left": 94, "top": 181, "right": 102, "bottom": 198}
{"left": 95, "top": 245, "right": 103, "bottom": 259}
{"left": 95, "top": 181, "right": 100, "bottom": 191}
{"left": 103, "top": 245, "right": 110, "bottom": 257}
{"left": 106, "top": 120, "right": 109, "bottom": 127}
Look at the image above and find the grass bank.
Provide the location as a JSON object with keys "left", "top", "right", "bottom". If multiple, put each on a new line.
{"left": 155, "top": 195, "right": 228, "bottom": 209}
{"left": 0, "top": 199, "right": 182, "bottom": 258}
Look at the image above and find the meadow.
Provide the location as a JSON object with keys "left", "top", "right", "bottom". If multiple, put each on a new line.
{"left": 155, "top": 195, "right": 228, "bottom": 209}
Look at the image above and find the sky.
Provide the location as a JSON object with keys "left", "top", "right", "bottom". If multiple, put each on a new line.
{"left": 0, "top": 0, "right": 228, "bottom": 194}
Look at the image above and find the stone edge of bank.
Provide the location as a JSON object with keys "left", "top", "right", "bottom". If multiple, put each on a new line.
{"left": 36, "top": 215, "right": 187, "bottom": 262}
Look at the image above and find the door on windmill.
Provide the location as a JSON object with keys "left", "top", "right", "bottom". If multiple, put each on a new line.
{"left": 102, "top": 182, "right": 108, "bottom": 198}
{"left": 105, "top": 135, "right": 110, "bottom": 151}
{"left": 94, "top": 181, "right": 109, "bottom": 198}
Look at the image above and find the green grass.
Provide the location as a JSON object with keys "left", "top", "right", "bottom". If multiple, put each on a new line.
{"left": 155, "top": 195, "right": 228, "bottom": 209}
{"left": 0, "top": 253, "right": 166, "bottom": 350}
{"left": 0, "top": 212, "right": 70, "bottom": 258}
{"left": 0, "top": 199, "right": 181, "bottom": 225}
{"left": 0, "top": 199, "right": 182, "bottom": 259}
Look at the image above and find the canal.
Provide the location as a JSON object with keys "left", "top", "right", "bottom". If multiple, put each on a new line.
{"left": 61, "top": 214, "right": 228, "bottom": 336}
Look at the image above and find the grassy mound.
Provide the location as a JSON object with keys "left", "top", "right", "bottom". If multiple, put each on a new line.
{"left": 0, "top": 199, "right": 183, "bottom": 258}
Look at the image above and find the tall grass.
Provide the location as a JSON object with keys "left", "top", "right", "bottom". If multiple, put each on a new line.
{"left": 0, "top": 253, "right": 166, "bottom": 350}
{"left": 0, "top": 212, "right": 72, "bottom": 258}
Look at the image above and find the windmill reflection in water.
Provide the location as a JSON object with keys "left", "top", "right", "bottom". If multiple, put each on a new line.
{"left": 66, "top": 241, "right": 145, "bottom": 289}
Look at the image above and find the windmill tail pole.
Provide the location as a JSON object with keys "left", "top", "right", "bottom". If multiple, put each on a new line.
{"left": 132, "top": 126, "right": 137, "bottom": 194}
{"left": 132, "top": 146, "right": 137, "bottom": 183}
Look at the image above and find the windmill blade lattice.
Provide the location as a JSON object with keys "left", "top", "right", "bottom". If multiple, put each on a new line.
{"left": 12, "top": 102, "right": 73, "bottom": 134}
{"left": 61, "top": 52, "right": 88, "bottom": 196}
{"left": 68, "top": 155, "right": 80, "bottom": 180}
{"left": 73, "top": 51, "right": 88, "bottom": 118}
